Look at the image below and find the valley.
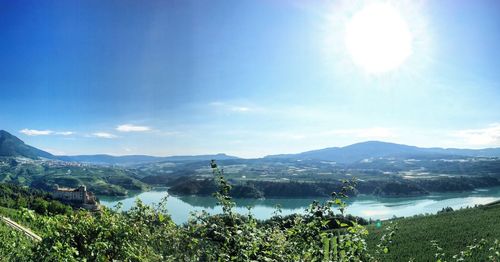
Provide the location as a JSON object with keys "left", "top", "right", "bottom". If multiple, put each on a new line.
{"left": 1, "top": 130, "right": 500, "bottom": 200}
{"left": 1, "top": 130, "right": 500, "bottom": 260}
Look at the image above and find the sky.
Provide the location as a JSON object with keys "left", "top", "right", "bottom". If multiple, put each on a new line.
{"left": 0, "top": 0, "right": 499, "bottom": 158}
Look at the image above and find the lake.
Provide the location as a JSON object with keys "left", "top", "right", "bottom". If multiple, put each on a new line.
{"left": 99, "top": 186, "right": 500, "bottom": 224}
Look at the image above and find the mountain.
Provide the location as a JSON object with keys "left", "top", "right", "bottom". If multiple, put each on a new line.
{"left": 0, "top": 130, "right": 54, "bottom": 159}
{"left": 427, "top": 147, "right": 500, "bottom": 158}
{"left": 265, "top": 141, "right": 500, "bottom": 163}
{"left": 58, "top": 153, "right": 240, "bottom": 166}
{"left": 2, "top": 129, "right": 499, "bottom": 165}
{"left": 0, "top": 130, "right": 239, "bottom": 165}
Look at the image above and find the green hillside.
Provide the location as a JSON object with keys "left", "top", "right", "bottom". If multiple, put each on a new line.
{"left": 0, "top": 128, "right": 150, "bottom": 197}
{"left": 366, "top": 203, "right": 500, "bottom": 261}
{"left": 0, "top": 130, "right": 54, "bottom": 159}
{"left": 0, "top": 157, "right": 150, "bottom": 196}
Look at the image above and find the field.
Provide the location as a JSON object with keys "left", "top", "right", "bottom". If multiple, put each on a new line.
{"left": 366, "top": 202, "right": 500, "bottom": 261}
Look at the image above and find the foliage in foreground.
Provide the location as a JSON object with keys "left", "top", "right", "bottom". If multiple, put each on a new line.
{"left": 0, "top": 161, "right": 499, "bottom": 261}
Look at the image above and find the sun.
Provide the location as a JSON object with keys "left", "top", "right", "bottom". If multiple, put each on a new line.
{"left": 345, "top": 3, "right": 412, "bottom": 74}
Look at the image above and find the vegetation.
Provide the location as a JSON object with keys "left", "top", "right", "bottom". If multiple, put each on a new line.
{"left": 0, "top": 157, "right": 150, "bottom": 196}
{"left": 0, "top": 130, "right": 54, "bottom": 159}
{"left": 137, "top": 154, "right": 500, "bottom": 198}
{"left": 0, "top": 161, "right": 499, "bottom": 261}
{"left": 0, "top": 220, "right": 34, "bottom": 261}
{"left": 0, "top": 183, "right": 72, "bottom": 216}
{"left": 366, "top": 203, "right": 500, "bottom": 261}
{"left": 168, "top": 175, "right": 500, "bottom": 198}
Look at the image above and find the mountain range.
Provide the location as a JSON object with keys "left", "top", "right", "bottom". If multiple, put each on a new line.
{"left": 265, "top": 141, "right": 500, "bottom": 163}
{"left": 0, "top": 130, "right": 238, "bottom": 165}
{"left": 1, "top": 129, "right": 499, "bottom": 165}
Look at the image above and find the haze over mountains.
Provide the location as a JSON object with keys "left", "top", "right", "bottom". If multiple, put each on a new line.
{"left": 0, "top": 130, "right": 239, "bottom": 165}
{"left": 1, "top": 130, "right": 499, "bottom": 165}
{"left": 56, "top": 153, "right": 239, "bottom": 165}
{"left": 265, "top": 141, "right": 500, "bottom": 162}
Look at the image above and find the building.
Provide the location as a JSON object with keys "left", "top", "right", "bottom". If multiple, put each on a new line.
{"left": 52, "top": 185, "right": 97, "bottom": 206}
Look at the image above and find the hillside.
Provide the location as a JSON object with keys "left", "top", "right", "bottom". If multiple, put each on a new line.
{"left": 366, "top": 203, "right": 500, "bottom": 261}
{"left": 0, "top": 158, "right": 149, "bottom": 196}
{"left": 0, "top": 130, "right": 54, "bottom": 159}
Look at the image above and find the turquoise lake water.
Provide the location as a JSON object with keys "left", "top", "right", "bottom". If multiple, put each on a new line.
{"left": 99, "top": 186, "right": 500, "bottom": 224}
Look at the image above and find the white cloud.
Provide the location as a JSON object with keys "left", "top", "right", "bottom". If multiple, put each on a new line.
{"left": 92, "top": 132, "right": 117, "bottom": 139}
{"left": 116, "top": 124, "right": 151, "bottom": 132}
{"left": 210, "top": 101, "right": 261, "bottom": 113}
{"left": 230, "top": 106, "right": 251, "bottom": 112}
{"left": 55, "top": 131, "right": 74, "bottom": 136}
{"left": 20, "top": 129, "right": 53, "bottom": 136}
{"left": 452, "top": 123, "right": 500, "bottom": 146}
{"left": 20, "top": 129, "right": 75, "bottom": 136}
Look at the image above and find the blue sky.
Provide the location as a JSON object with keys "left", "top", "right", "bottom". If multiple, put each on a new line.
{"left": 1, "top": 0, "right": 499, "bottom": 157}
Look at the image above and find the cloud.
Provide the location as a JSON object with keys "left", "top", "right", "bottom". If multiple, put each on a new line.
{"left": 55, "top": 131, "right": 74, "bottom": 136}
{"left": 20, "top": 129, "right": 53, "bottom": 136}
{"left": 92, "top": 132, "right": 117, "bottom": 139}
{"left": 20, "top": 129, "right": 75, "bottom": 136}
{"left": 210, "top": 101, "right": 261, "bottom": 113}
{"left": 230, "top": 106, "right": 251, "bottom": 112}
{"left": 116, "top": 124, "right": 151, "bottom": 132}
{"left": 452, "top": 123, "right": 500, "bottom": 146}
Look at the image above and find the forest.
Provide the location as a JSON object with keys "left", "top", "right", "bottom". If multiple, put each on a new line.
{"left": 168, "top": 175, "right": 500, "bottom": 198}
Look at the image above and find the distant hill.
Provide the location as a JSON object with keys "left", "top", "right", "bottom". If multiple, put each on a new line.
{"left": 2, "top": 129, "right": 499, "bottom": 165}
{"left": 0, "top": 130, "right": 54, "bottom": 159}
{"left": 58, "top": 153, "right": 240, "bottom": 165}
{"left": 265, "top": 141, "right": 500, "bottom": 163}
{"left": 0, "top": 130, "right": 239, "bottom": 165}
{"left": 426, "top": 147, "right": 500, "bottom": 158}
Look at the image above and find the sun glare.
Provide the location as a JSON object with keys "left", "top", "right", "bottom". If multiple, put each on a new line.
{"left": 345, "top": 3, "right": 412, "bottom": 74}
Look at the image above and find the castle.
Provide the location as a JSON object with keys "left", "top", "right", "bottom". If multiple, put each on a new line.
{"left": 52, "top": 185, "right": 99, "bottom": 210}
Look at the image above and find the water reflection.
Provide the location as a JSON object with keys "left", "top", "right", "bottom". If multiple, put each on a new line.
{"left": 99, "top": 186, "right": 500, "bottom": 224}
